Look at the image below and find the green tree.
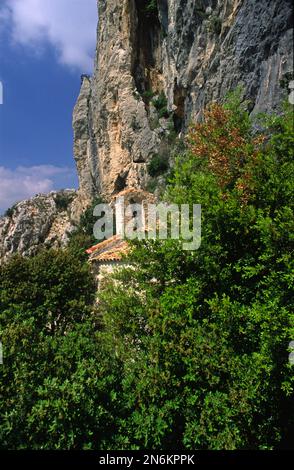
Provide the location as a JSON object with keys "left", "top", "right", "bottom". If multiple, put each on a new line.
{"left": 0, "top": 249, "right": 122, "bottom": 449}
{"left": 68, "top": 196, "right": 106, "bottom": 259}
{"left": 0, "top": 94, "right": 293, "bottom": 450}
{"left": 98, "top": 98, "right": 294, "bottom": 449}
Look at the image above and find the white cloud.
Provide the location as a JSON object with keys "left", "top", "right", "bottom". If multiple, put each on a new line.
{"left": 1, "top": 0, "right": 98, "bottom": 72}
{"left": 0, "top": 165, "right": 77, "bottom": 214}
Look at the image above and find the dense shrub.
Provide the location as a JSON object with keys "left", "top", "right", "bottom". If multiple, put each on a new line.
{"left": 208, "top": 15, "right": 222, "bottom": 34}
{"left": 0, "top": 249, "right": 107, "bottom": 449}
{"left": 54, "top": 192, "right": 74, "bottom": 211}
{"left": 147, "top": 153, "right": 169, "bottom": 177}
{"left": 144, "top": 0, "right": 158, "bottom": 18}
{"left": 3, "top": 206, "right": 15, "bottom": 218}
{"left": 68, "top": 196, "right": 106, "bottom": 258}
{"left": 152, "top": 92, "right": 169, "bottom": 118}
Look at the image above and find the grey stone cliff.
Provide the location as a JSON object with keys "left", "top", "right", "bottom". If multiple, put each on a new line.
{"left": 0, "top": 190, "right": 76, "bottom": 263}
{"left": 72, "top": 75, "right": 100, "bottom": 207}
{"left": 81, "top": 0, "right": 293, "bottom": 199}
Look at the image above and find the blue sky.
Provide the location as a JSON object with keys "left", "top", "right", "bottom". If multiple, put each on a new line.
{"left": 0, "top": 0, "right": 98, "bottom": 214}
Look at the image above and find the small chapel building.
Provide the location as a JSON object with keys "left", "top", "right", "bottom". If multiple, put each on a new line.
{"left": 86, "top": 188, "right": 156, "bottom": 287}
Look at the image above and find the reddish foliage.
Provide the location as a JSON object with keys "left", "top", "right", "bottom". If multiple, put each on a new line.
{"left": 186, "top": 103, "right": 265, "bottom": 203}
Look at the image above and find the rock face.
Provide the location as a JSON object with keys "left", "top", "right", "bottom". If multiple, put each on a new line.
{"left": 0, "top": 190, "right": 76, "bottom": 263}
{"left": 77, "top": 0, "right": 293, "bottom": 200}
{"left": 72, "top": 75, "right": 99, "bottom": 207}
{"left": 0, "top": 0, "right": 292, "bottom": 262}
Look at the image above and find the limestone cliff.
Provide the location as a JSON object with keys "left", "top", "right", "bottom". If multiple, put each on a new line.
{"left": 77, "top": 0, "right": 293, "bottom": 200}
{"left": 0, "top": 190, "right": 76, "bottom": 263}
{"left": 0, "top": 0, "right": 293, "bottom": 261}
{"left": 72, "top": 75, "right": 100, "bottom": 207}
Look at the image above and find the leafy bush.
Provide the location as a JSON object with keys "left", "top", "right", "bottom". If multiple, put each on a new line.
{"left": 68, "top": 196, "right": 106, "bottom": 257}
{"left": 0, "top": 249, "right": 106, "bottom": 450}
{"left": 54, "top": 192, "right": 74, "bottom": 211}
{"left": 146, "top": 177, "right": 158, "bottom": 193}
{"left": 4, "top": 206, "right": 15, "bottom": 218}
{"left": 280, "top": 71, "right": 294, "bottom": 90}
{"left": 142, "top": 89, "right": 155, "bottom": 101}
{"left": 144, "top": 0, "right": 158, "bottom": 17}
{"left": 207, "top": 15, "right": 222, "bottom": 34}
{"left": 152, "top": 92, "right": 169, "bottom": 118}
{"left": 147, "top": 153, "right": 169, "bottom": 177}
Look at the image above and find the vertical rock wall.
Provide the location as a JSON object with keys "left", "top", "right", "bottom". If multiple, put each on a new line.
{"left": 73, "top": 0, "right": 293, "bottom": 200}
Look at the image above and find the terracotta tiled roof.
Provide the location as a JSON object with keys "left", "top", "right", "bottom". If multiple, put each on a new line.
{"left": 91, "top": 240, "right": 130, "bottom": 262}
{"left": 86, "top": 235, "right": 120, "bottom": 255}
{"left": 86, "top": 235, "right": 130, "bottom": 263}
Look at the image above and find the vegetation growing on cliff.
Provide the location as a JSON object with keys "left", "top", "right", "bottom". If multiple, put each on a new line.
{"left": 3, "top": 206, "right": 15, "bottom": 218}
{"left": 68, "top": 196, "right": 106, "bottom": 259}
{"left": 0, "top": 95, "right": 293, "bottom": 450}
{"left": 152, "top": 91, "right": 169, "bottom": 119}
{"left": 148, "top": 153, "right": 169, "bottom": 177}
{"left": 143, "top": 0, "right": 158, "bottom": 18}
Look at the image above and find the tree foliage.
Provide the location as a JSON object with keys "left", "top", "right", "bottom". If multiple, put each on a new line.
{"left": 0, "top": 94, "right": 293, "bottom": 449}
{"left": 98, "top": 96, "right": 294, "bottom": 449}
{"left": 68, "top": 196, "right": 105, "bottom": 259}
{"left": 0, "top": 250, "right": 119, "bottom": 449}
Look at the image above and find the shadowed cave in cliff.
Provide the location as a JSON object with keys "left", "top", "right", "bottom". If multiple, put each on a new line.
{"left": 132, "top": 0, "right": 166, "bottom": 96}
{"left": 132, "top": 1, "right": 187, "bottom": 132}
